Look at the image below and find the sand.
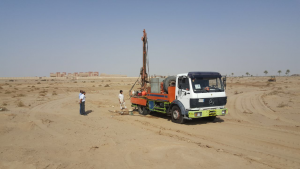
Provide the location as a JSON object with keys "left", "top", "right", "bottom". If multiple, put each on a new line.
{"left": 0, "top": 76, "right": 300, "bottom": 169}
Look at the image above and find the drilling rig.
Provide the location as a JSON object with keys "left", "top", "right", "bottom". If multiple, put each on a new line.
{"left": 130, "top": 30, "right": 228, "bottom": 124}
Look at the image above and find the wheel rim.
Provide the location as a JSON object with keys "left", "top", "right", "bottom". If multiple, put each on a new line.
{"left": 173, "top": 110, "right": 179, "bottom": 119}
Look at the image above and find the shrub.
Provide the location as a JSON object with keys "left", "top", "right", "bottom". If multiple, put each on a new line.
{"left": 17, "top": 94, "right": 25, "bottom": 97}
{"left": 0, "top": 107, "right": 8, "bottom": 111}
{"left": 74, "top": 81, "right": 77, "bottom": 83}
{"left": 17, "top": 101, "right": 25, "bottom": 107}
{"left": 277, "top": 102, "right": 288, "bottom": 108}
{"left": 52, "top": 91, "right": 57, "bottom": 95}
{"left": 104, "top": 84, "right": 110, "bottom": 87}
{"left": 2, "top": 102, "right": 8, "bottom": 106}
{"left": 37, "top": 82, "right": 41, "bottom": 84}
{"left": 40, "top": 93, "right": 46, "bottom": 96}
{"left": 5, "top": 90, "right": 11, "bottom": 94}
{"left": 0, "top": 86, "right": 3, "bottom": 89}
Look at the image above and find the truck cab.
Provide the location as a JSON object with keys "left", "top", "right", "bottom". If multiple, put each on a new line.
{"left": 171, "top": 72, "right": 227, "bottom": 123}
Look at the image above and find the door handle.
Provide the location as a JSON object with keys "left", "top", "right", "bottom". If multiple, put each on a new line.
{"left": 187, "top": 92, "right": 190, "bottom": 94}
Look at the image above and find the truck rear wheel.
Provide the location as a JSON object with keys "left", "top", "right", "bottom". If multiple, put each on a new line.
{"left": 138, "top": 106, "right": 149, "bottom": 115}
{"left": 171, "top": 105, "right": 186, "bottom": 124}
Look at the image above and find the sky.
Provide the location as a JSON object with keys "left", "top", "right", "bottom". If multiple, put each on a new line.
{"left": 0, "top": 0, "right": 299, "bottom": 77}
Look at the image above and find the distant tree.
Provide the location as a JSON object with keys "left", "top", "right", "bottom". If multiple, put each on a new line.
{"left": 286, "top": 69, "right": 290, "bottom": 76}
{"left": 278, "top": 70, "right": 282, "bottom": 76}
{"left": 264, "top": 70, "right": 268, "bottom": 76}
{"left": 246, "top": 72, "right": 250, "bottom": 76}
{"left": 231, "top": 73, "right": 234, "bottom": 76}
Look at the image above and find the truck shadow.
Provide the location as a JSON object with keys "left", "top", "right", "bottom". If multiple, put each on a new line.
{"left": 147, "top": 112, "right": 225, "bottom": 125}
{"left": 185, "top": 117, "right": 224, "bottom": 125}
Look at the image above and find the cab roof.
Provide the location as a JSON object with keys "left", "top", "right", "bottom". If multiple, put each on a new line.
{"left": 187, "top": 71, "right": 221, "bottom": 78}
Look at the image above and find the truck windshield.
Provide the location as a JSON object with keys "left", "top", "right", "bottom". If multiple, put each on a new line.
{"left": 191, "top": 77, "right": 224, "bottom": 93}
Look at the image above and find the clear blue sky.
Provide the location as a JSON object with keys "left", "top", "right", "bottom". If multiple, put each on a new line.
{"left": 1, "top": 0, "right": 299, "bottom": 77}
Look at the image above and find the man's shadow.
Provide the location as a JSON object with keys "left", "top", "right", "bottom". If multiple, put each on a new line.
{"left": 84, "top": 110, "right": 93, "bottom": 116}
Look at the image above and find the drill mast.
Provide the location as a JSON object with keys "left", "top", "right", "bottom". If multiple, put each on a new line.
{"left": 141, "top": 29, "right": 148, "bottom": 91}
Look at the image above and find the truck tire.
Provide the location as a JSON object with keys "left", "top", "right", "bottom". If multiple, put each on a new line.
{"left": 138, "top": 105, "right": 149, "bottom": 115}
{"left": 163, "top": 76, "right": 176, "bottom": 94}
{"left": 171, "top": 105, "right": 186, "bottom": 124}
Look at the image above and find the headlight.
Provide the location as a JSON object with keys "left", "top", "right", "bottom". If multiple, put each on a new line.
{"left": 222, "top": 110, "right": 226, "bottom": 115}
{"left": 194, "top": 112, "right": 202, "bottom": 117}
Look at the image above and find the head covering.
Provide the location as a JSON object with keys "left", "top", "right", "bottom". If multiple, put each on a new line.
{"left": 120, "top": 90, "right": 123, "bottom": 93}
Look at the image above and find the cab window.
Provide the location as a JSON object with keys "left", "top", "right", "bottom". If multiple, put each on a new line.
{"left": 178, "top": 77, "right": 190, "bottom": 91}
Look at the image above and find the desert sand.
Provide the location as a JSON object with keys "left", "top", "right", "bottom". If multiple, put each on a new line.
{"left": 0, "top": 76, "right": 300, "bottom": 169}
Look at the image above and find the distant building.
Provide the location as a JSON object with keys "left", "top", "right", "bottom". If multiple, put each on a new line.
{"left": 50, "top": 71, "right": 100, "bottom": 77}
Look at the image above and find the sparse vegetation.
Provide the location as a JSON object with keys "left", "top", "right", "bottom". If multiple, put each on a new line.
{"left": 104, "top": 84, "right": 110, "bottom": 87}
{"left": 5, "top": 90, "right": 11, "bottom": 94}
{"left": 17, "top": 101, "right": 25, "bottom": 107}
{"left": 52, "top": 91, "right": 57, "bottom": 95}
{"left": 268, "top": 90, "right": 279, "bottom": 95}
{"left": 264, "top": 70, "right": 268, "bottom": 76}
{"left": 17, "top": 93, "right": 25, "bottom": 97}
{"left": 2, "top": 102, "right": 8, "bottom": 106}
{"left": 0, "top": 86, "right": 3, "bottom": 89}
{"left": 37, "top": 82, "right": 41, "bottom": 84}
{"left": 277, "top": 102, "right": 288, "bottom": 108}
{"left": 0, "top": 107, "right": 8, "bottom": 111}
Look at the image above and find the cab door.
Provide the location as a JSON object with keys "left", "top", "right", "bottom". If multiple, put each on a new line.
{"left": 177, "top": 76, "right": 191, "bottom": 109}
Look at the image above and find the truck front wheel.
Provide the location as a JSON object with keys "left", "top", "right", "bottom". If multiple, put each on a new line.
{"left": 171, "top": 105, "right": 186, "bottom": 124}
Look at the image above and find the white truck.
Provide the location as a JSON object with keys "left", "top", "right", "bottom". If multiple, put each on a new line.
{"left": 131, "top": 71, "right": 228, "bottom": 124}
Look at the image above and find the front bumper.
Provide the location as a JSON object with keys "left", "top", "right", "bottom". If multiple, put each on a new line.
{"left": 188, "top": 108, "right": 228, "bottom": 118}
